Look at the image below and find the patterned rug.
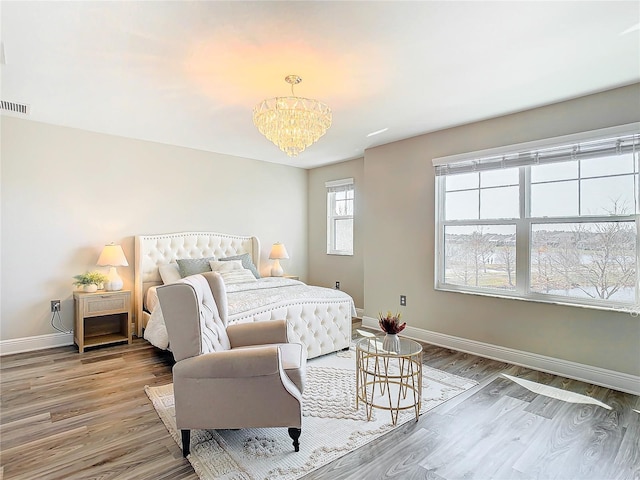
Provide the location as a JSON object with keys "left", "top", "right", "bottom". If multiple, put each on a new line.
{"left": 145, "top": 349, "right": 478, "bottom": 480}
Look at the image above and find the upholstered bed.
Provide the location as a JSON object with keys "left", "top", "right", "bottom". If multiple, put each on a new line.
{"left": 134, "top": 232, "right": 355, "bottom": 359}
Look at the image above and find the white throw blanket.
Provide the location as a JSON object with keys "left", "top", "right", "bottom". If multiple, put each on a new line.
{"left": 144, "top": 277, "right": 356, "bottom": 350}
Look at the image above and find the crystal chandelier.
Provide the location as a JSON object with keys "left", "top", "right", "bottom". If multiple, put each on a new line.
{"left": 253, "top": 75, "right": 332, "bottom": 157}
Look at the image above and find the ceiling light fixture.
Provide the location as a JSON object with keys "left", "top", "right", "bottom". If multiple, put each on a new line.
{"left": 253, "top": 75, "right": 332, "bottom": 157}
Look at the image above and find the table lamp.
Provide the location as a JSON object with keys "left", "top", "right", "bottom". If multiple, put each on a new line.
{"left": 269, "top": 242, "right": 289, "bottom": 277}
{"left": 97, "top": 243, "right": 129, "bottom": 291}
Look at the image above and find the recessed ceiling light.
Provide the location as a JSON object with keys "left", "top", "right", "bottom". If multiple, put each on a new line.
{"left": 620, "top": 23, "right": 639, "bottom": 36}
{"left": 367, "top": 128, "right": 388, "bottom": 138}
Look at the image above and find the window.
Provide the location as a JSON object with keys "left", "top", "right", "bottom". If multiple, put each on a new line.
{"left": 326, "top": 178, "right": 354, "bottom": 255}
{"left": 434, "top": 125, "right": 639, "bottom": 309}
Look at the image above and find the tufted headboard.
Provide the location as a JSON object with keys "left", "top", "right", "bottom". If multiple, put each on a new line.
{"left": 134, "top": 231, "right": 260, "bottom": 337}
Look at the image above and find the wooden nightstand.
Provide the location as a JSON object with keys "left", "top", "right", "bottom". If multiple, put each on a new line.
{"left": 73, "top": 290, "right": 132, "bottom": 353}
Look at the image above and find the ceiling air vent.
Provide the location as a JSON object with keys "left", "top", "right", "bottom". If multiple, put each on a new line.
{"left": 1, "top": 100, "right": 30, "bottom": 115}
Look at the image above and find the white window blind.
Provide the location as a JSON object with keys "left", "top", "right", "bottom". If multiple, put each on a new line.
{"left": 326, "top": 178, "right": 354, "bottom": 190}
{"left": 434, "top": 126, "right": 640, "bottom": 176}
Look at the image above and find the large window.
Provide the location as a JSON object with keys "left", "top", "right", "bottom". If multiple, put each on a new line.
{"left": 326, "top": 178, "right": 354, "bottom": 255}
{"left": 434, "top": 126, "right": 639, "bottom": 309}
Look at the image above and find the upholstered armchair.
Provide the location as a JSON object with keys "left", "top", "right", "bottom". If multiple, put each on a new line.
{"left": 156, "top": 271, "right": 307, "bottom": 457}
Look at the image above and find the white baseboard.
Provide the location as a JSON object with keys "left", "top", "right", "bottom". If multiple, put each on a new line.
{"left": 0, "top": 332, "right": 74, "bottom": 356}
{"left": 362, "top": 316, "right": 640, "bottom": 396}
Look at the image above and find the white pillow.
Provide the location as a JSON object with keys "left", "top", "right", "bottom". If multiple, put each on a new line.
{"left": 219, "top": 268, "right": 257, "bottom": 285}
{"left": 159, "top": 263, "right": 181, "bottom": 284}
{"left": 209, "top": 259, "right": 243, "bottom": 273}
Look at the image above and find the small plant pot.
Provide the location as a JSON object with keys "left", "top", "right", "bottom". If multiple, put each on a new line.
{"left": 382, "top": 333, "right": 400, "bottom": 353}
{"left": 83, "top": 284, "right": 98, "bottom": 293}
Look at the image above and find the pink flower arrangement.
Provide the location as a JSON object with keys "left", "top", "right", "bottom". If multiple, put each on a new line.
{"left": 378, "top": 311, "right": 406, "bottom": 334}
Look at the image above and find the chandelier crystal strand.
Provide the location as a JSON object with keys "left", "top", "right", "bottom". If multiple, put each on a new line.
{"left": 253, "top": 75, "right": 332, "bottom": 157}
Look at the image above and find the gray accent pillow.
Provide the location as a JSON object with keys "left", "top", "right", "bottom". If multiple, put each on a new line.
{"left": 219, "top": 253, "right": 261, "bottom": 279}
{"left": 177, "top": 257, "right": 216, "bottom": 278}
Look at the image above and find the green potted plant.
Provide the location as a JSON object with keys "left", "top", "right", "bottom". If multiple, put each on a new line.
{"left": 73, "top": 271, "right": 108, "bottom": 292}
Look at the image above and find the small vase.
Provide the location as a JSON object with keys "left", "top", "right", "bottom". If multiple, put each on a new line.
{"left": 382, "top": 333, "right": 400, "bottom": 353}
{"left": 83, "top": 284, "right": 98, "bottom": 293}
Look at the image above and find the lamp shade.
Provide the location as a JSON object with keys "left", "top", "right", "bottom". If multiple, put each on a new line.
{"left": 269, "top": 243, "right": 289, "bottom": 260}
{"left": 97, "top": 243, "right": 129, "bottom": 267}
{"left": 97, "top": 243, "right": 128, "bottom": 291}
{"left": 269, "top": 242, "right": 289, "bottom": 277}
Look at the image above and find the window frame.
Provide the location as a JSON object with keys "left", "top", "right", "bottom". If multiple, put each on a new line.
{"left": 434, "top": 124, "right": 640, "bottom": 311}
{"left": 326, "top": 178, "right": 354, "bottom": 256}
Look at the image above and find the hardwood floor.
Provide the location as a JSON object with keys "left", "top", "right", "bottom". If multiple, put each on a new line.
{"left": 1, "top": 325, "right": 638, "bottom": 479}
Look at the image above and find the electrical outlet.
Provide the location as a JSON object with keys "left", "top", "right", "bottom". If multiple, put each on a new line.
{"left": 51, "top": 300, "right": 61, "bottom": 312}
{"left": 400, "top": 295, "right": 406, "bottom": 306}
{"left": 335, "top": 281, "right": 340, "bottom": 290}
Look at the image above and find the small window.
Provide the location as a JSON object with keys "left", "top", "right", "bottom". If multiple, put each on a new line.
{"left": 326, "top": 178, "right": 354, "bottom": 255}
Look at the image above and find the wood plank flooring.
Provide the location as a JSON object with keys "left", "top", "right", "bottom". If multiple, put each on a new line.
{"left": 1, "top": 325, "right": 638, "bottom": 479}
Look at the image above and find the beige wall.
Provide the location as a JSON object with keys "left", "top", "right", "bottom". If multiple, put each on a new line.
{"left": 1, "top": 117, "right": 308, "bottom": 341}
{"left": 307, "top": 158, "right": 364, "bottom": 308}
{"left": 361, "top": 83, "right": 640, "bottom": 376}
{"left": 3, "top": 85, "right": 639, "bottom": 377}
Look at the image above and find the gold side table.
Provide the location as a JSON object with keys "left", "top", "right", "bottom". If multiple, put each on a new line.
{"left": 356, "top": 333, "right": 422, "bottom": 425}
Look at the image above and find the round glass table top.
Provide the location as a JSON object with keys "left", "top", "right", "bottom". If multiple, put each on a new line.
{"left": 355, "top": 331, "right": 422, "bottom": 356}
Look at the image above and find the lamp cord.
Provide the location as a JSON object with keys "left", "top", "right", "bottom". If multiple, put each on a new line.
{"left": 50, "top": 310, "right": 72, "bottom": 334}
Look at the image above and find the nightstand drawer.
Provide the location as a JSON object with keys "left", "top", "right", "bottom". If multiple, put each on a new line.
{"left": 84, "top": 295, "right": 128, "bottom": 316}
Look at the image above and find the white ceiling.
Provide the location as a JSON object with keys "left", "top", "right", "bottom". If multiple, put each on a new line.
{"left": 1, "top": 1, "right": 639, "bottom": 169}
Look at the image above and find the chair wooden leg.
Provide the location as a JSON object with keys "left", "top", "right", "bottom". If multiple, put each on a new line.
{"left": 288, "top": 427, "right": 301, "bottom": 452}
{"left": 181, "top": 429, "right": 191, "bottom": 457}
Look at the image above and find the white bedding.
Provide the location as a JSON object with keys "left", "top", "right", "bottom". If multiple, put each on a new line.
{"left": 136, "top": 232, "right": 354, "bottom": 358}
{"left": 144, "top": 277, "right": 356, "bottom": 355}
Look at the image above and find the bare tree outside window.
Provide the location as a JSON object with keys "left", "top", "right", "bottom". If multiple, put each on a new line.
{"left": 497, "top": 236, "right": 516, "bottom": 288}
{"left": 444, "top": 226, "right": 516, "bottom": 290}
{"left": 530, "top": 200, "right": 636, "bottom": 302}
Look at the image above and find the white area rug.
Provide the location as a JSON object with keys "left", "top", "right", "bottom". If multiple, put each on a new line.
{"left": 145, "top": 350, "right": 478, "bottom": 480}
